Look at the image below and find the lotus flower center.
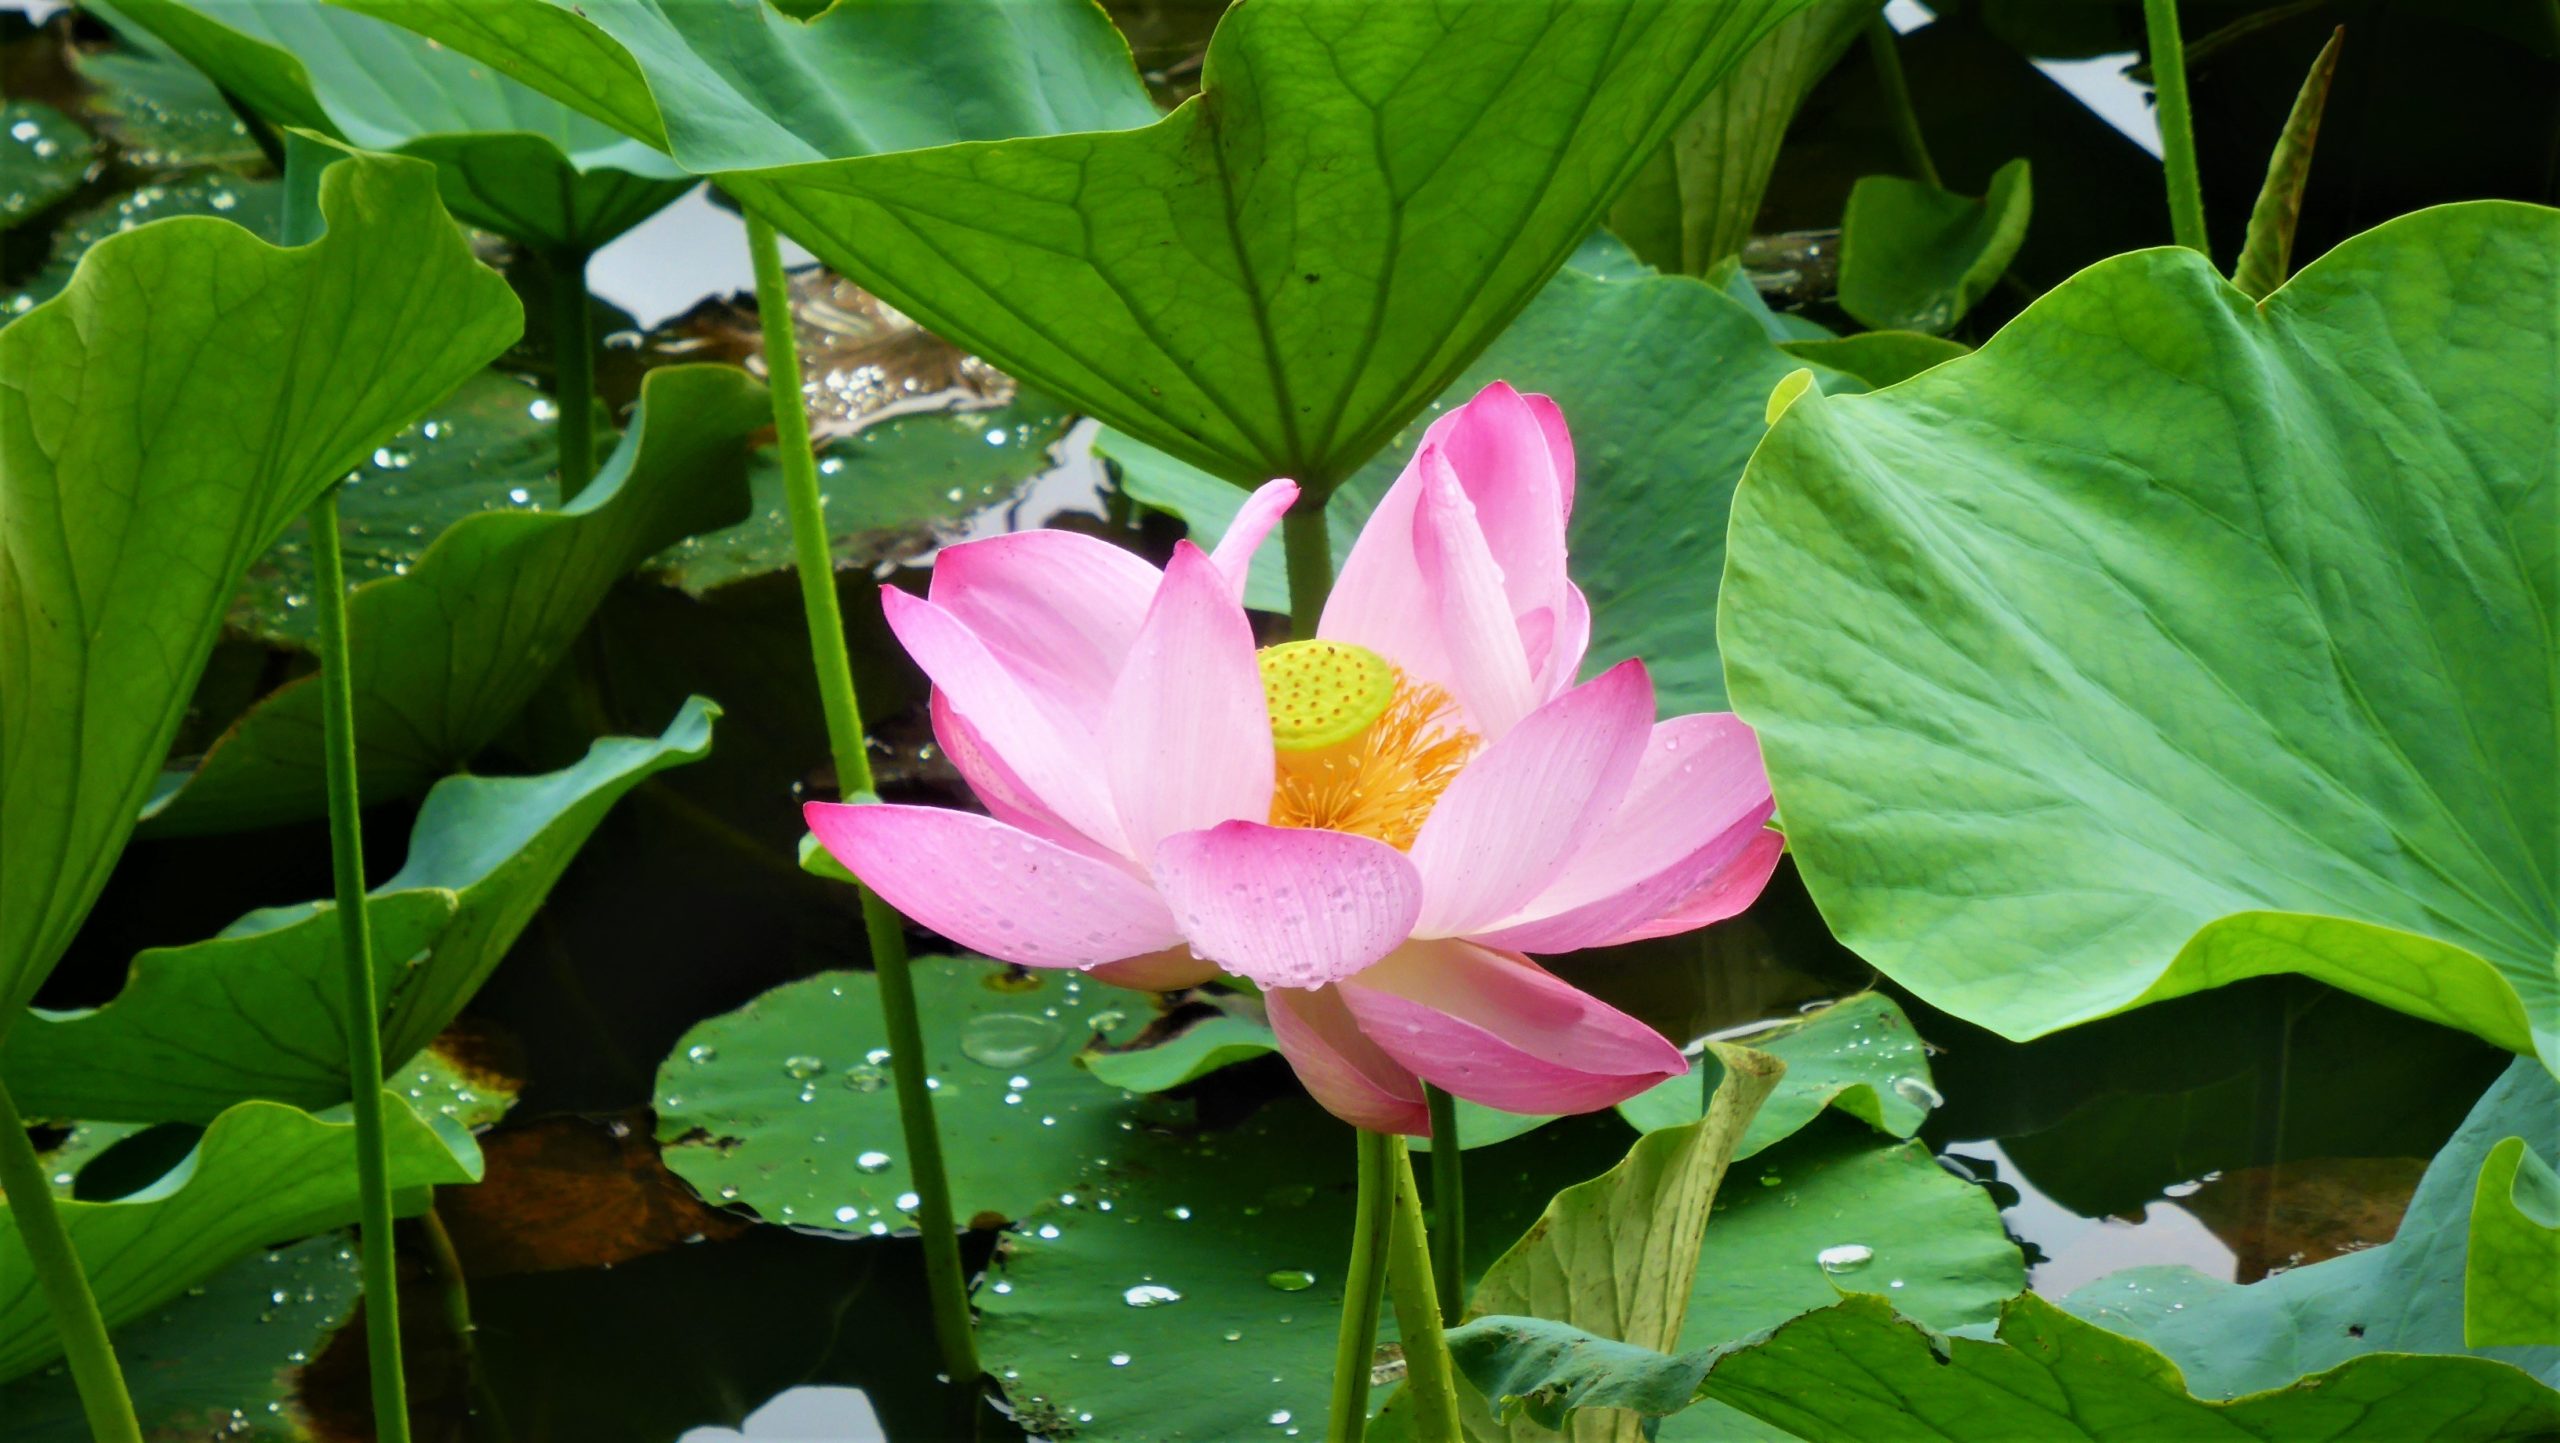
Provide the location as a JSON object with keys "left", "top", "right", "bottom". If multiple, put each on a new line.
{"left": 1257, "top": 640, "right": 1477, "bottom": 851}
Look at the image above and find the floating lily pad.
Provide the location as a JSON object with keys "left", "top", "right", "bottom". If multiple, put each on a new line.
{"left": 1, "top": 101, "right": 93, "bottom": 226}
{"left": 1618, "top": 992, "right": 1939, "bottom": 1156}
{"left": 143, "top": 366, "right": 760, "bottom": 834}
{"left": 2, "top": 700, "right": 715, "bottom": 1122}
{"left": 0, "top": 1237, "right": 361, "bottom": 1440}
{"left": 1080, "top": 1013, "right": 1280, "bottom": 1095}
{"left": 70, "top": 43, "right": 263, "bottom": 170}
{"left": 0, "top": 1097, "right": 481, "bottom": 1382}
{"left": 3, "top": 171, "right": 283, "bottom": 318}
{"left": 1722, "top": 202, "right": 2560, "bottom": 1071}
{"left": 655, "top": 957, "right": 1151, "bottom": 1230}
{"left": 0, "top": 146, "right": 517, "bottom": 1017}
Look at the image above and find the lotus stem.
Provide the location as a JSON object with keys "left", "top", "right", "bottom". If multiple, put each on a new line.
{"left": 1424, "top": 1085, "right": 1465, "bottom": 1322}
{"left": 285, "top": 131, "right": 413, "bottom": 1443}
{"left": 1864, "top": 17, "right": 1941, "bottom": 189}
{"left": 1283, "top": 503, "right": 1333, "bottom": 641}
{"left": 0, "top": 1079, "right": 143, "bottom": 1443}
{"left": 743, "top": 207, "right": 981, "bottom": 1383}
{"left": 1328, "top": 1129, "right": 1398, "bottom": 1441}
{"left": 311, "top": 486, "right": 414, "bottom": 1443}
{"left": 1387, "top": 1138, "right": 1466, "bottom": 1441}
{"left": 2144, "top": 0, "right": 2211, "bottom": 254}
{"left": 550, "top": 247, "right": 598, "bottom": 501}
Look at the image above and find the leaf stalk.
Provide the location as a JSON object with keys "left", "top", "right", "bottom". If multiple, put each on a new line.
{"left": 2144, "top": 0, "right": 2212, "bottom": 254}
{"left": 0, "top": 1079, "right": 143, "bottom": 1443}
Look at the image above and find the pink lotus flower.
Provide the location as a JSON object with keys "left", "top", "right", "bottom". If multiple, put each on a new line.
{"left": 807, "top": 383, "right": 1781, "bottom": 1134}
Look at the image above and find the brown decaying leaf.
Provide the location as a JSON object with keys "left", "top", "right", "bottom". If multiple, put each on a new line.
{"left": 434, "top": 1113, "right": 750, "bottom": 1278}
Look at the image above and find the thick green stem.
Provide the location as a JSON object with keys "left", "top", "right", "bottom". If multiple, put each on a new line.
{"left": 1328, "top": 1130, "right": 1397, "bottom": 1442}
{"left": 744, "top": 209, "right": 980, "bottom": 1383}
{"left": 2144, "top": 0, "right": 2211, "bottom": 254}
{"left": 311, "top": 487, "right": 412, "bottom": 1443}
{"left": 549, "top": 248, "right": 598, "bottom": 501}
{"left": 1423, "top": 1086, "right": 1465, "bottom": 1323}
{"left": 1386, "top": 1139, "right": 1464, "bottom": 1442}
{"left": 1864, "top": 18, "right": 1941, "bottom": 188}
{"left": 0, "top": 1081, "right": 143, "bottom": 1443}
{"left": 1282, "top": 503, "right": 1333, "bottom": 641}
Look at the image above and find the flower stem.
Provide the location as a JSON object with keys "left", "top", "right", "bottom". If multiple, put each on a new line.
{"left": 1387, "top": 1138, "right": 1465, "bottom": 1441}
{"left": 1327, "top": 1129, "right": 1397, "bottom": 1441}
{"left": 548, "top": 247, "right": 598, "bottom": 502}
{"left": 1864, "top": 17, "right": 1941, "bottom": 189}
{"left": 1282, "top": 503, "right": 1333, "bottom": 641}
{"left": 0, "top": 1079, "right": 143, "bottom": 1443}
{"left": 743, "top": 208, "right": 980, "bottom": 1383}
{"left": 310, "top": 485, "right": 413, "bottom": 1443}
{"left": 1422, "top": 1085, "right": 1465, "bottom": 1322}
{"left": 2143, "top": 0, "right": 2210, "bottom": 254}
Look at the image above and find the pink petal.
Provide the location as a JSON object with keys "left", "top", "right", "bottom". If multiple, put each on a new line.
{"left": 1338, "top": 939, "right": 1687, "bottom": 1115}
{"left": 1603, "top": 830, "right": 1787, "bottom": 944}
{"left": 1209, "top": 478, "right": 1298, "bottom": 599}
{"left": 1267, "top": 984, "right": 1430, "bottom": 1135}
{"left": 1320, "top": 452, "right": 1448, "bottom": 687}
{"left": 1468, "top": 803, "right": 1772, "bottom": 954}
{"left": 1104, "top": 543, "right": 1274, "bottom": 853}
{"left": 928, "top": 689, "right": 1113, "bottom": 859}
{"left": 927, "top": 529, "right": 1160, "bottom": 728}
{"left": 1150, "top": 821, "right": 1423, "bottom": 990}
{"left": 1414, "top": 445, "right": 1539, "bottom": 737}
{"left": 1530, "top": 582, "right": 1591, "bottom": 701}
{"left": 882, "top": 588, "right": 1122, "bottom": 852}
{"left": 1523, "top": 390, "right": 1576, "bottom": 520}
{"left": 1427, "top": 382, "right": 1570, "bottom": 628}
{"left": 1468, "top": 713, "right": 1777, "bottom": 951}
{"left": 1086, "top": 946, "right": 1225, "bottom": 992}
{"left": 803, "top": 802, "right": 1179, "bottom": 968}
{"left": 1407, "top": 660, "right": 1655, "bottom": 937}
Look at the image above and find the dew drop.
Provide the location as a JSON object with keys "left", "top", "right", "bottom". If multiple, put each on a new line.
{"left": 895, "top": 1191, "right": 920, "bottom": 1211}
{"left": 781, "top": 1054, "right": 827, "bottom": 1080}
{"left": 1890, "top": 1075, "right": 1944, "bottom": 1111}
{"left": 959, "top": 1012, "right": 1066, "bottom": 1069}
{"left": 528, "top": 397, "right": 560, "bottom": 422}
{"left": 1109, "top": 1352, "right": 1132, "bottom": 1367}
{"left": 685, "top": 1044, "right": 717, "bottom": 1065}
{"left": 843, "top": 1065, "right": 886, "bottom": 1093}
{"left": 1123, "top": 1284, "right": 1182, "bottom": 1308}
{"left": 1264, "top": 1269, "right": 1317, "bottom": 1292}
{"left": 855, "top": 1150, "right": 893, "bottom": 1174}
{"left": 835, "top": 1206, "right": 860, "bottom": 1223}
{"left": 1816, "top": 1244, "right": 1874, "bottom": 1274}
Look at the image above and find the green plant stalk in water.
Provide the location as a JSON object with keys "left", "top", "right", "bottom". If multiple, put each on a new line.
{"left": 2143, "top": 0, "right": 2211, "bottom": 254}
{"left": 1863, "top": 17, "right": 1941, "bottom": 188}
{"left": 1425, "top": 1084, "right": 1465, "bottom": 1322}
{"left": 0, "top": 1077, "right": 144, "bottom": 1443}
{"left": 743, "top": 208, "right": 981, "bottom": 1383}
{"left": 550, "top": 248, "right": 598, "bottom": 501}
{"left": 1286, "top": 495, "right": 1465, "bottom": 1440}
{"left": 285, "top": 131, "right": 413, "bottom": 1443}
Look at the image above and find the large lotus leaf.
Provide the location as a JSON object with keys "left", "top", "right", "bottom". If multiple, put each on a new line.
{"left": 90, "top": 0, "right": 690, "bottom": 253}
{"left": 717, "top": 0, "right": 1814, "bottom": 491}
{"left": 3, "top": 173, "right": 285, "bottom": 318}
{"left": 1464, "top": 1047, "right": 1783, "bottom": 1443}
{"left": 2063, "top": 1058, "right": 2560, "bottom": 1393}
{"left": 1835, "top": 157, "right": 2033, "bottom": 334}
{"left": 0, "top": 148, "right": 519, "bottom": 1020}
{"left": 324, "top": 0, "right": 1159, "bottom": 174}
{"left": 1, "top": 700, "right": 715, "bottom": 1123}
{"left": 0, "top": 1096, "right": 481, "bottom": 1382}
{"left": 1449, "top": 1292, "right": 2560, "bottom": 1441}
{"left": 0, "top": 1237, "right": 359, "bottom": 1439}
{"left": 141, "top": 365, "right": 762, "bottom": 835}
{"left": 1607, "top": 0, "right": 1876, "bottom": 274}
{"left": 1114, "top": 254, "right": 1867, "bottom": 711}
{"left": 654, "top": 957, "right": 1148, "bottom": 1230}
{"left": 1721, "top": 201, "right": 2560, "bottom": 1070}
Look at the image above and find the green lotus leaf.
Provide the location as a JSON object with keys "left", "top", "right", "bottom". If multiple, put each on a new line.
{"left": 1, "top": 102, "right": 93, "bottom": 226}
{"left": 91, "top": 0, "right": 691, "bottom": 253}
{"left": 2, "top": 172, "right": 284, "bottom": 317}
{"left": 1608, "top": 0, "right": 1877, "bottom": 274}
{"left": 1618, "top": 993, "right": 1939, "bottom": 1158}
{"left": 2, "top": 699, "right": 714, "bottom": 1123}
{"left": 324, "top": 0, "right": 1158, "bottom": 174}
{"left": 2467, "top": 1134, "right": 2560, "bottom": 1345}
{"left": 1080, "top": 1013, "right": 1281, "bottom": 1095}
{"left": 1722, "top": 201, "right": 2559, "bottom": 1070}
{"left": 142, "top": 365, "right": 762, "bottom": 835}
{"left": 0, "top": 1237, "right": 360, "bottom": 1439}
{"left": 2064, "top": 1058, "right": 2560, "bottom": 1392}
{"left": 0, "top": 1096, "right": 481, "bottom": 1382}
{"left": 1450, "top": 1292, "right": 2560, "bottom": 1440}
{"left": 1776, "top": 330, "right": 1970, "bottom": 388}
{"left": 1836, "top": 156, "right": 2032, "bottom": 333}
{"left": 0, "top": 146, "right": 518, "bottom": 1020}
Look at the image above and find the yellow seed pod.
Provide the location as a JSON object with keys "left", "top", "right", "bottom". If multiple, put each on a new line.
{"left": 1257, "top": 640, "right": 1398, "bottom": 754}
